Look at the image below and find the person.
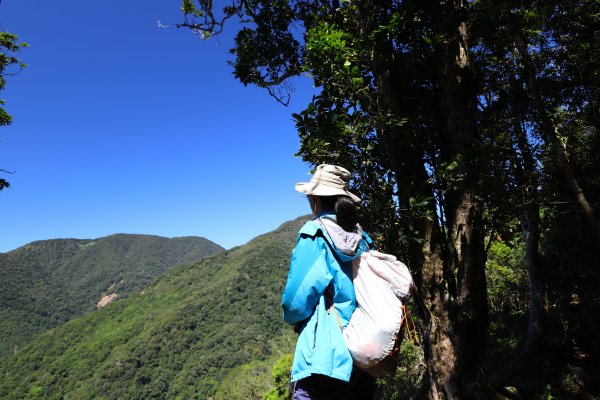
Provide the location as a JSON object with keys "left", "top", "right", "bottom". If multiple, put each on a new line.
{"left": 281, "top": 164, "right": 376, "bottom": 400}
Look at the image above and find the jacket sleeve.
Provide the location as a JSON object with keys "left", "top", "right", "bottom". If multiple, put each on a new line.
{"left": 281, "top": 233, "right": 334, "bottom": 325}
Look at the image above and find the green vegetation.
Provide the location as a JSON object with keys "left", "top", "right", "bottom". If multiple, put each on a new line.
{"left": 2, "top": 212, "right": 598, "bottom": 399}
{"left": 374, "top": 341, "right": 426, "bottom": 400}
{"left": 0, "top": 30, "right": 27, "bottom": 127}
{"left": 177, "top": 0, "right": 600, "bottom": 397}
{"left": 0, "top": 234, "right": 223, "bottom": 357}
{"left": 0, "top": 30, "right": 28, "bottom": 190}
{"left": 260, "top": 353, "right": 294, "bottom": 400}
{"left": 0, "top": 218, "right": 305, "bottom": 399}
{"left": 483, "top": 224, "right": 600, "bottom": 399}
{"left": 212, "top": 351, "right": 294, "bottom": 400}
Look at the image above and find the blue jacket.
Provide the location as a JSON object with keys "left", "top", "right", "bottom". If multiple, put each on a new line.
{"left": 281, "top": 215, "right": 372, "bottom": 382}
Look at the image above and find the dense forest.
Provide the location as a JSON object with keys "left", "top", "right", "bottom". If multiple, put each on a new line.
{"left": 175, "top": 0, "right": 600, "bottom": 399}
{"left": 0, "top": 218, "right": 304, "bottom": 400}
{"left": 0, "top": 234, "right": 223, "bottom": 357}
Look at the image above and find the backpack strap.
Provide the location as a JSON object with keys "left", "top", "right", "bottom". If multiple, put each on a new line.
{"left": 401, "top": 304, "right": 419, "bottom": 345}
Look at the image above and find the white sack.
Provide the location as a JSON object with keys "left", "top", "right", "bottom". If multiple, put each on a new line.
{"left": 343, "top": 251, "right": 414, "bottom": 369}
{"left": 367, "top": 250, "right": 414, "bottom": 301}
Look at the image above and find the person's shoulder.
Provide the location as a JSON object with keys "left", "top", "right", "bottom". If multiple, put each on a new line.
{"left": 297, "top": 219, "right": 323, "bottom": 237}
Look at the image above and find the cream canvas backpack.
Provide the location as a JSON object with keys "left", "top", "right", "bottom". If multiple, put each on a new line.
{"left": 318, "top": 218, "right": 415, "bottom": 377}
{"left": 344, "top": 250, "right": 414, "bottom": 376}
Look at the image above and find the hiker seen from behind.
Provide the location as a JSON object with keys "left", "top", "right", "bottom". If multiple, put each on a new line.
{"left": 281, "top": 164, "right": 376, "bottom": 400}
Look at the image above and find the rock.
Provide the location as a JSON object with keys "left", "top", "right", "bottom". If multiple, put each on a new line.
{"left": 97, "top": 293, "right": 118, "bottom": 308}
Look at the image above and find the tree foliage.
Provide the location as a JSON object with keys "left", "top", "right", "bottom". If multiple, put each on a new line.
{"left": 0, "top": 30, "right": 27, "bottom": 191}
{"left": 0, "top": 31, "right": 26, "bottom": 126}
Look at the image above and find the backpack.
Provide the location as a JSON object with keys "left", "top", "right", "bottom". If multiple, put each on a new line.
{"left": 318, "top": 218, "right": 416, "bottom": 377}
{"left": 345, "top": 250, "right": 416, "bottom": 377}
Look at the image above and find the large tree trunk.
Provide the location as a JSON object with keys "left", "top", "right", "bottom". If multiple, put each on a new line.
{"left": 369, "top": 1, "right": 492, "bottom": 397}
{"left": 426, "top": 1, "right": 491, "bottom": 398}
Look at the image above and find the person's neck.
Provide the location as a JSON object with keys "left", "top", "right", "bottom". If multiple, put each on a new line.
{"left": 315, "top": 210, "right": 335, "bottom": 218}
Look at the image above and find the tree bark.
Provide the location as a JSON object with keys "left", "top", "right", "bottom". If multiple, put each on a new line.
{"left": 365, "top": 1, "right": 492, "bottom": 397}
{"left": 427, "top": 1, "right": 491, "bottom": 398}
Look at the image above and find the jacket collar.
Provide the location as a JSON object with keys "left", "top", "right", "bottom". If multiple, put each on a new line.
{"left": 315, "top": 213, "right": 366, "bottom": 261}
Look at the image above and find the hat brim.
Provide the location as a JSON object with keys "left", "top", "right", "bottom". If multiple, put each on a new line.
{"left": 295, "top": 181, "right": 361, "bottom": 203}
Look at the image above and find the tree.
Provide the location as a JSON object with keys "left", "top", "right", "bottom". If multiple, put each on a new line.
{"left": 470, "top": 0, "right": 550, "bottom": 355}
{"left": 0, "top": 30, "right": 27, "bottom": 191}
{"left": 178, "top": 1, "right": 493, "bottom": 398}
{"left": 470, "top": 0, "right": 600, "bottom": 356}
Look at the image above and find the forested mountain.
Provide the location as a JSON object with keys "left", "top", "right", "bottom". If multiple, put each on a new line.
{"left": 0, "top": 217, "right": 305, "bottom": 400}
{"left": 0, "top": 234, "right": 224, "bottom": 357}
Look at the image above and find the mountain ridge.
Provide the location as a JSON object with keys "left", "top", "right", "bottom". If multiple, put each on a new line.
{"left": 3, "top": 233, "right": 223, "bottom": 255}
{"left": 0, "top": 233, "right": 224, "bottom": 357}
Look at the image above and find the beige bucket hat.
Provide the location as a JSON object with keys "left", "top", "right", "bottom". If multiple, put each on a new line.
{"left": 295, "top": 164, "right": 361, "bottom": 203}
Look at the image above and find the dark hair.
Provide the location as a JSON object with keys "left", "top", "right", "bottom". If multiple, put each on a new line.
{"left": 317, "top": 195, "right": 359, "bottom": 232}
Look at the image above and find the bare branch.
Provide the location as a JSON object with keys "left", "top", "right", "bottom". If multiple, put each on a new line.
{"left": 266, "top": 86, "right": 291, "bottom": 106}
{"left": 259, "top": 65, "right": 301, "bottom": 87}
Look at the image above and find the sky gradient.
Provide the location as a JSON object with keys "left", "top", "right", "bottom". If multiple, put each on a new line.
{"left": 1, "top": 0, "right": 316, "bottom": 252}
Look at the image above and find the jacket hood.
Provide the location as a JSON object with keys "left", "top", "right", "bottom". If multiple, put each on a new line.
{"left": 314, "top": 215, "right": 367, "bottom": 262}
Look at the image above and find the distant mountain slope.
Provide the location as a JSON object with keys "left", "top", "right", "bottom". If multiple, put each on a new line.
{"left": 0, "top": 216, "right": 307, "bottom": 400}
{"left": 0, "top": 234, "right": 224, "bottom": 357}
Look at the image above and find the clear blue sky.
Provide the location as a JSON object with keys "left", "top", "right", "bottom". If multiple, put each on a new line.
{"left": 1, "top": 0, "right": 316, "bottom": 252}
